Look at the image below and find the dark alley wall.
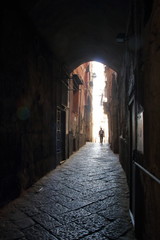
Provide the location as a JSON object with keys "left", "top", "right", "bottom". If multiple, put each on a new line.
{"left": 0, "top": 4, "right": 58, "bottom": 206}
{"left": 142, "top": 0, "right": 160, "bottom": 238}
{"left": 117, "top": 1, "right": 160, "bottom": 239}
{"left": 104, "top": 1, "right": 160, "bottom": 239}
{"left": 0, "top": 3, "right": 90, "bottom": 207}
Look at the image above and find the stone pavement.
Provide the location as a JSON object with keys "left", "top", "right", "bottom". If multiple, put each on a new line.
{"left": 0, "top": 143, "right": 136, "bottom": 240}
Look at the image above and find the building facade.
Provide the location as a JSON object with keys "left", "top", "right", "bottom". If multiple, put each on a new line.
{"left": 68, "top": 63, "right": 93, "bottom": 154}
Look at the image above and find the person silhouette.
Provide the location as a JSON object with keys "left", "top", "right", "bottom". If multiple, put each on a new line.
{"left": 99, "top": 127, "right": 104, "bottom": 144}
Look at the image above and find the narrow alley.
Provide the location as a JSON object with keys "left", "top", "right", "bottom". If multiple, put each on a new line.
{"left": 0, "top": 143, "right": 135, "bottom": 240}
{"left": 1, "top": 1, "right": 160, "bottom": 239}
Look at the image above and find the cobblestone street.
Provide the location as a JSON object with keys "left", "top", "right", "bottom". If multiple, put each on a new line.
{"left": 0, "top": 143, "right": 136, "bottom": 240}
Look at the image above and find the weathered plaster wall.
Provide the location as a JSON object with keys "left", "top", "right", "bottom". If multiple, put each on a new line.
{"left": 70, "top": 63, "right": 91, "bottom": 151}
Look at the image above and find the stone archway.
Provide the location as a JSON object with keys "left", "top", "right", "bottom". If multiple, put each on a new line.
{"left": 19, "top": 0, "right": 129, "bottom": 73}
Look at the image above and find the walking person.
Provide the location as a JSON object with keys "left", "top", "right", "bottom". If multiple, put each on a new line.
{"left": 99, "top": 127, "right": 104, "bottom": 144}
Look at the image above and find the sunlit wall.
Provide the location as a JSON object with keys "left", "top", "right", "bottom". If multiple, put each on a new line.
{"left": 92, "top": 61, "right": 108, "bottom": 143}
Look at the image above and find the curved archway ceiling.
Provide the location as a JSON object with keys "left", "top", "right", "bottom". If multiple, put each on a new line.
{"left": 23, "top": 0, "right": 129, "bottom": 72}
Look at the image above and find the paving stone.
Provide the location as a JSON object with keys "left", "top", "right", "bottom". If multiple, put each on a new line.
{"left": 50, "top": 193, "right": 74, "bottom": 204}
{"left": 39, "top": 202, "right": 70, "bottom": 217}
{"left": 62, "top": 181, "right": 84, "bottom": 189}
{"left": 79, "top": 181, "right": 109, "bottom": 192}
{"left": 0, "top": 143, "right": 136, "bottom": 240}
{"left": 98, "top": 204, "right": 130, "bottom": 221}
{"left": 71, "top": 189, "right": 96, "bottom": 200}
{"left": 102, "top": 218, "right": 133, "bottom": 239}
{"left": 22, "top": 224, "right": 58, "bottom": 240}
{"left": 53, "top": 208, "right": 91, "bottom": 224}
{"left": 35, "top": 189, "right": 59, "bottom": 200}
{"left": 0, "top": 221, "right": 24, "bottom": 240}
{"left": 32, "top": 212, "right": 61, "bottom": 230}
{"left": 5, "top": 208, "right": 27, "bottom": 221}
{"left": 83, "top": 197, "right": 118, "bottom": 214}
{"left": 75, "top": 213, "right": 111, "bottom": 233}
{"left": 48, "top": 182, "right": 66, "bottom": 191}
{"left": 80, "top": 231, "right": 109, "bottom": 240}
{"left": 77, "top": 189, "right": 115, "bottom": 202}
{"left": 17, "top": 204, "right": 39, "bottom": 217}
{"left": 12, "top": 216, "right": 35, "bottom": 230}
{"left": 50, "top": 221, "right": 89, "bottom": 240}
{"left": 58, "top": 186, "right": 83, "bottom": 199}
{"left": 61, "top": 198, "right": 92, "bottom": 210}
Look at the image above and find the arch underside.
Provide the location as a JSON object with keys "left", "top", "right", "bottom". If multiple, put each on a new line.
{"left": 22, "top": 0, "right": 129, "bottom": 72}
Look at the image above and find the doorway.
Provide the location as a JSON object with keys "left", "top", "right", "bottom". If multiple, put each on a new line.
{"left": 129, "top": 98, "right": 136, "bottom": 225}
{"left": 56, "top": 108, "right": 66, "bottom": 164}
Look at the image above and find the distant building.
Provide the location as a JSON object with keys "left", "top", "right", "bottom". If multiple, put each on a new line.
{"left": 68, "top": 62, "right": 93, "bottom": 153}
